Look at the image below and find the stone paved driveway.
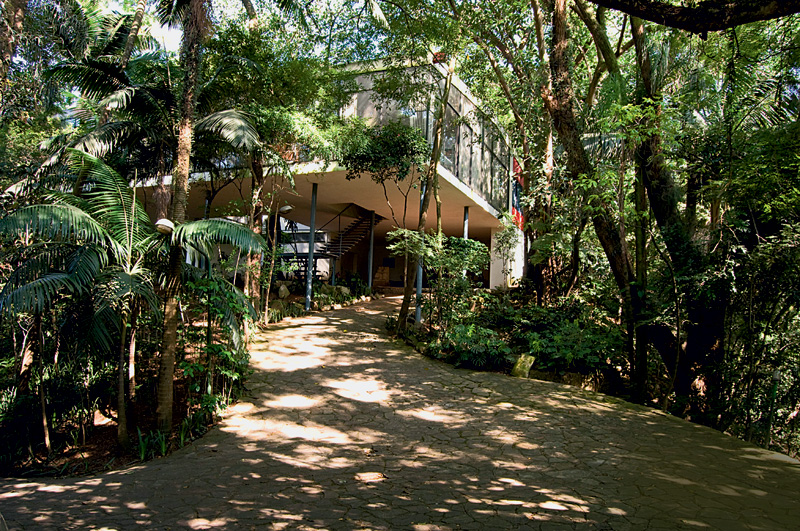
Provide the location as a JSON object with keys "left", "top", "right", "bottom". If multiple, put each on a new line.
{"left": 2, "top": 297, "right": 799, "bottom": 530}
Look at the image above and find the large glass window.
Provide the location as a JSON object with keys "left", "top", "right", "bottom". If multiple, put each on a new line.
{"left": 470, "top": 127, "right": 481, "bottom": 187}
{"left": 441, "top": 105, "right": 458, "bottom": 174}
{"left": 459, "top": 123, "right": 474, "bottom": 187}
{"left": 491, "top": 153, "right": 507, "bottom": 211}
{"left": 480, "top": 124, "right": 493, "bottom": 200}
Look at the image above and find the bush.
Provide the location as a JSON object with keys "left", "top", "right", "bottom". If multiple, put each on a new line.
{"left": 337, "top": 271, "right": 370, "bottom": 298}
{"left": 440, "top": 324, "right": 513, "bottom": 370}
{"left": 510, "top": 300, "right": 624, "bottom": 375}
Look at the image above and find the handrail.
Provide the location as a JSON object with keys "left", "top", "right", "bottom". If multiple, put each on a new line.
{"left": 318, "top": 203, "right": 357, "bottom": 232}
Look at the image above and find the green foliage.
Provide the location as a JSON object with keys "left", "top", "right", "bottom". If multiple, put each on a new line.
{"left": 337, "top": 271, "right": 371, "bottom": 298}
{"left": 423, "top": 235, "right": 490, "bottom": 335}
{"left": 514, "top": 306, "right": 623, "bottom": 374}
{"left": 267, "top": 300, "right": 306, "bottom": 323}
{"left": 437, "top": 323, "right": 513, "bottom": 370}
{"left": 136, "top": 427, "right": 168, "bottom": 461}
{"left": 492, "top": 212, "right": 522, "bottom": 280}
{"left": 388, "top": 228, "right": 497, "bottom": 369}
{"left": 340, "top": 120, "right": 429, "bottom": 184}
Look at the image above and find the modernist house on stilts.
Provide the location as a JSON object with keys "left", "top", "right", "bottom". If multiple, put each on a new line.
{"left": 141, "top": 62, "right": 525, "bottom": 313}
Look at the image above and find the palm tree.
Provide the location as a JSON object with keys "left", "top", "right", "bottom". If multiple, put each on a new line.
{"left": 0, "top": 151, "right": 265, "bottom": 446}
{"left": 151, "top": 0, "right": 305, "bottom": 432}
{"left": 0, "top": 152, "right": 157, "bottom": 447}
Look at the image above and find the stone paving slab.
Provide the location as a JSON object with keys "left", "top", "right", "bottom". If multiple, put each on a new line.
{"left": 2, "top": 297, "right": 800, "bottom": 530}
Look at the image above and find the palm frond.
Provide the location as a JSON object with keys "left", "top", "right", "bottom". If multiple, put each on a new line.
{"left": 217, "top": 282, "right": 254, "bottom": 350}
{"left": 156, "top": 0, "right": 191, "bottom": 29}
{"left": 195, "top": 110, "right": 261, "bottom": 152}
{"left": 582, "top": 132, "right": 626, "bottom": 162}
{"left": 46, "top": 59, "right": 128, "bottom": 100}
{"left": 87, "top": 302, "right": 119, "bottom": 354}
{"left": 94, "top": 268, "right": 160, "bottom": 316}
{"left": 70, "top": 121, "right": 145, "bottom": 158}
{"left": 66, "top": 245, "right": 109, "bottom": 290}
{"left": 0, "top": 204, "right": 115, "bottom": 251}
{"left": 174, "top": 219, "right": 266, "bottom": 254}
{"left": 98, "top": 87, "right": 136, "bottom": 111}
{"left": 0, "top": 243, "right": 107, "bottom": 316}
{"left": 64, "top": 150, "right": 156, "bottom": 249}
{"left": 0, "top": 274, "right": 80, "bottom": 315}
{"left": 46, "top": 190, "right": 95, "bottom": 212}
{"left": 275, "top": 0, "right": 310, "bottom": 30}
{"left": 2, "top": 244, "right": 77, "bottom": 286}
{"left": 91, "top": 12, "right": 129, "bottom": 59}
{"left": 365, "top": 0, "right": 389, "bottom": 29}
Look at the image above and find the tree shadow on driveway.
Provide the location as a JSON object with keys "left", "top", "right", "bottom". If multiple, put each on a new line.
{"left": 2, "top": 297, "right": 799, "bottom": 530}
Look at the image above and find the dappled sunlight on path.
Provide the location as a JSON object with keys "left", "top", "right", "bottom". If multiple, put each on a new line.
{"left": 2, "top": 296, "right": 799, "bottom": 530}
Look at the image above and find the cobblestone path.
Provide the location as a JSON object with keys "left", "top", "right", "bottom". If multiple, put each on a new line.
{"left": 2, "top": 297, "right": 799, "bottom": 530}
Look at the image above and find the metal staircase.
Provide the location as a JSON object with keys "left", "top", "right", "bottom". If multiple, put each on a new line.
{"left": 279, "top": 206, "right": 384, "bottom": 282}
{"left": 320, "top": 212, "right": 385, "bottom": 259}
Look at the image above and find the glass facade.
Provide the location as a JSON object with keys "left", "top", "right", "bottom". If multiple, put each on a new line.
{"left": 343, "top": 69, "right": 511, "bottom": 213}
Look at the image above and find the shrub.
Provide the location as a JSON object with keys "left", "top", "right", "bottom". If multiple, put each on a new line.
{"left": 440, "top": 324, "right": 513, "bottom": 371}
{"left": 511, "top": 300, "right": 624, "bottom": 375}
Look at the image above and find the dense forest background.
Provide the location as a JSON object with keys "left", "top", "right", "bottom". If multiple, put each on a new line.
{"left": 1, "top": 0, "right": 799, "bottom": 474}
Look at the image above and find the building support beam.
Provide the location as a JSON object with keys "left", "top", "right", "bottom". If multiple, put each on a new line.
{"left": 415, "top": 185, "right": 426, "bottom": 324}
{"left": 463, "top": 206, "right": 469, "bottom": 239}
{"left": 305, "top": 183, "right": 318, "bottom": 311}
{"left": 368, "top": 211, "right": 375, "bottom": 290}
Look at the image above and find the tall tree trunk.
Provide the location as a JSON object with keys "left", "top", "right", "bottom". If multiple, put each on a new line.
{"left": 157, "top": 246, "right": 183, "bottom": 433}
{"left": 545, "top": 0, "right": 646, "bottom": 398}
{"left": 0, "top": 0, "right": 26, "bottom": 82}
{"left": 17, "top": 320, "right": 33, "bottom": 392}
{"left": 587, "top": 0, "right": 800, "bottom": 35}
{"left": 630, "top": 17, "right": 728, "bottom": 417}
{"left": 530, "top": 0, "right": 557, "bottom": 301}
{"left": 397, "top": 58, "right": 455, "bottom": 331}
{"left": 156, "top": 0, "right": 205, "bottom": 434}
{"left": 631, "top": 18, "right": 699, "bottom": 270}
{"left": 153, "top": 182, "right": 171, "bottom": 220}
{"left": 117, "top": 314, "right": 130, "bottom": 448}
{"left": 128, "top": 304, "right": 138, "bottom": 401}
{"left": 247, "top": 156, "right": 265, "bottom": 323}
{"left": 35, "top": 314, "right": 51, "bottom": 455}
{"left": 241, "top": 0, "right": 257, "bottom": 22}
{"left": 546, "top": 0, "right": 635, "bottom": 295}
{"left": 633, "top": 146, "right": 649, "bottom": 403}
{"left": 120, "top": 0, "right": 147, "bottom": 69}
{"left": 262, "top": 178, "right": 279, "bottom": 325}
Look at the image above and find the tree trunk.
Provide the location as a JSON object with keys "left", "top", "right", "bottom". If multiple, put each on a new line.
{"left": 630, "top": 17, "right": 728, "bottom": 416}
{"left": 248, "top": 156, "right": 265, "bottom": 319}
{"left": 153, "top": 182, "right": 171, "bottom": 220}
{"left": 117, "top": 314, "right": 130, "bottom": 449}
{"left": 263, "top": 182, "right": 280, "bottom": 325}
{"left": 633, "top": 146, "right": 649, "bottom": 403}
{"left": 546, "top": 0, "right": 648, "bottom": 401}
{"left": 35, "top": 314, "right": 51, "bottom": 455}
{"left": 17, "top": 320, "right": 33, "bottom": 392}
{"left": 587, "top": 0, "right": 800, "bottom": 35}
{"left": 157, "top": 246, "right": 183, "bottom": 433}
{"left": 157, "top": 0, "right": 204, "bottom": 434}
{"left": 120, "top": 0, "right": 147, "bottom": 69}
{"left": 241, "top": 0, "right": 257, "bottom": 22}
{"left": 0, "top": 0, "right": 26, "bottom": 82}
{"left": 397, "top": 59, "right": 455, "bottom": 331}
{"left": 546, "top": 0, "right": 635, "bottom": 295}
{"left": 631, "top": 17, "right": 700, "bottom": 271}
{"left": 128, "top": 304, "right": 138, "bottom": 400}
